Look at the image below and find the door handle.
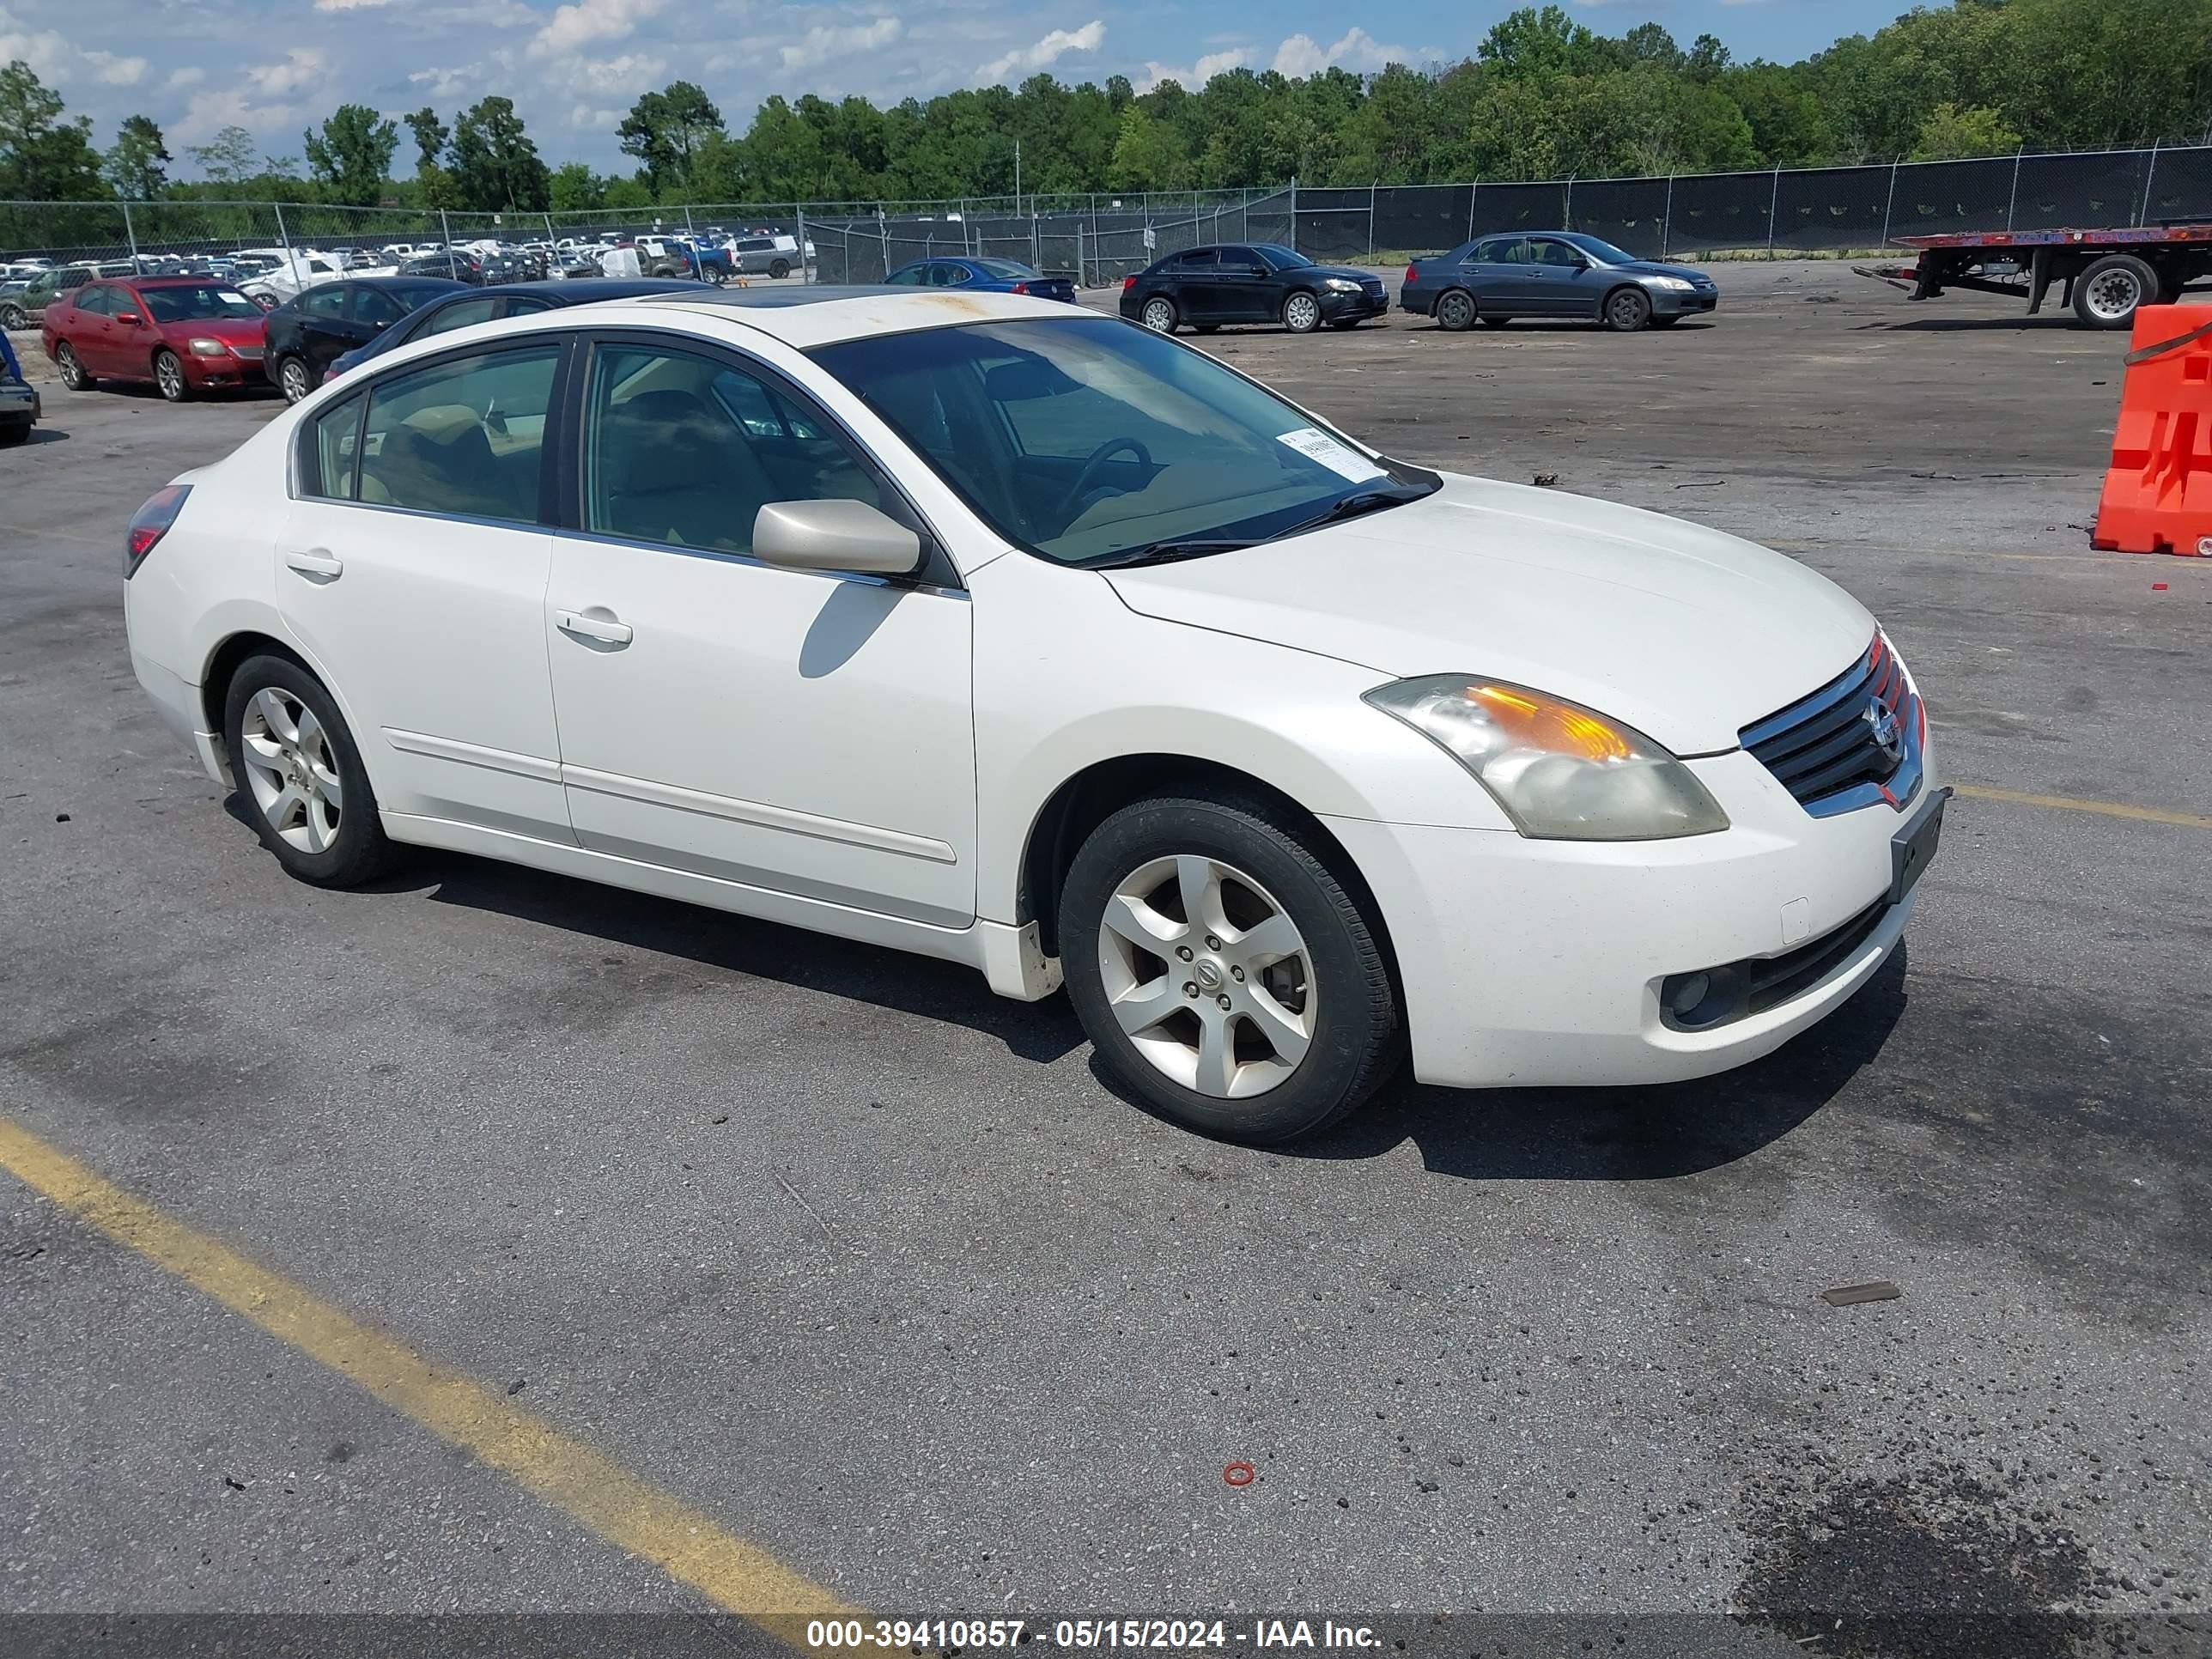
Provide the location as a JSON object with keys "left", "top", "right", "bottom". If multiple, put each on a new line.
{"left": 285, "top": 550, "right": 343, "bottom": 580}
{"left": 556, "top": 608, "right": 633, "bottom": 647}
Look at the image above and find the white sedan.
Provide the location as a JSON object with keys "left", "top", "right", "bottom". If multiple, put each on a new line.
{"left": 122, "top": 288, "right": 1944, "bottom": 1142}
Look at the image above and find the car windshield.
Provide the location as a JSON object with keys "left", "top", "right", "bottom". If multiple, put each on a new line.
{"left": 973, "top": 258, "right": 1040, "bottom": 280}
{"left": 139, "top": 284, "right": 259, "bottom": 323}
{"left": 811, "top": 314, "right": 1435, "bottom": 566}
{"left": 1253, "top": 244, "right": 1315, "bottom": 270}
{"left": 1561, "top": 233, "right": 1639, "bottom": 264}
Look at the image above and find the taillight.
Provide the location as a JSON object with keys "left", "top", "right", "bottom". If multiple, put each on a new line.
{"left": 126, "top": 483, "right": 190, "bottom": 578}
{"left": 1403, "top": 264, "right": 1417, "bottom": 285}
{"left": 1121, "top": 275, "right": 1135, "bottom": 290}
{"left": 1012, "top": 281, "right": 1029, "bottom": 295}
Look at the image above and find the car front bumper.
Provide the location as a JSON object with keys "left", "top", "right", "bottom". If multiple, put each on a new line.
{"left": 1651, "top": 285, "right": 1720, "bottom": 318}
{"left": 1321, "top": 744, "right": 1940, "bottom": 1090}
{"left": 1318, "top": 287, "right": 1389, "bottom": 320}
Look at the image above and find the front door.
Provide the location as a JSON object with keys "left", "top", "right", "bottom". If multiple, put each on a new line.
{"left": 276, "top": 339, "right": 572, "bottom": 841}
{"left": 1214, "top": 246, "right": 1275, "bottom": 322}
{"left": 544, "top": 336, "right": 977, "bottom": 927}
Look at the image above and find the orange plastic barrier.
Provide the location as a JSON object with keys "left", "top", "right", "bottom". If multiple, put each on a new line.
{"left": 2093, "top": 304, "right": 2212, "bottom": 556}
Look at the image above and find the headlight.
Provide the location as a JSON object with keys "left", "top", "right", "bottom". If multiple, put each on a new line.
{"left": 186, "top": 337, "right": 228, "bottom": 356}
{"left": 1648, "top": 276, "right": 1694, "bottom": 292}
{"left": 1322, "top": 276, "right": 1361, "bottom": 292}
{"left": 1364, "top": 676, "right": 1729, "bottom": 840}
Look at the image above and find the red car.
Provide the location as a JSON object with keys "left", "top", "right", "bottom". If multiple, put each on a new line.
{"left": 41, "top": 276, "right": 269, "bottom": 402}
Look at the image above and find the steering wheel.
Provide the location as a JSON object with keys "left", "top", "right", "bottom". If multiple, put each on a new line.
{"left": 1060, "top": 436, "right": 1152, "bottom": 521}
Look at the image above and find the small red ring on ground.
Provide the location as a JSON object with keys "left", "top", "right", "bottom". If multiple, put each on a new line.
{"left": 1223, "top": 1462, "right": 1255, "bottom": 1486}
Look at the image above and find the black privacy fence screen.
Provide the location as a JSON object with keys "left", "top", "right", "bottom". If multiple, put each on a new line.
{"left": 8, "top": 145, "right": 2212, "bottom": 291}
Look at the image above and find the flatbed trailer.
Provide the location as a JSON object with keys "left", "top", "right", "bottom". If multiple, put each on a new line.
{"left": 1854, "top": 222, "right": 2212, "bottom": 330}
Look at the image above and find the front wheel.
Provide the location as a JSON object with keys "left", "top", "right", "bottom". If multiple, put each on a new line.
{"left": 1060, "top": 792, "right": 1401, "bottom": 1144}
{"left": 1283, "top": 290, "right": 1322, "bottom": 334}
{"left": 1603, "top": 286, "right": 1653, "bottom": 332}
{"left": 1139, "top": 295, "right": 1178, "bottom": 334}
{"left": 2074, "top": 253, "right": 2156, "bottom": 330}
{"left": 0, "top": 303, "right": 25, "bottom": 330}
{"left": 277, "top": 355, "right": 313, "bottom": 404}
{"left": 1435, "top": 289, "right": 1476, "bottom": 331}
{"left": 154, "top": 348, "right": 190, "bottom": 402}
{"left": 223, "top": 654, "right": 393, "bottom": 888}
{"left": 55, "top": 342, "right": 92, "bottom": 390}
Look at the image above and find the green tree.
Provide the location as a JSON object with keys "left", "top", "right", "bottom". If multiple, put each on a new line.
{"left": 0, "top": 61, "right": 106, "bottom": 200}
{"left": 186, "top": 125, "right": 259, "bottom": 186}
{"left": 448, "top": 96, "right": 549, "bottom": 211}
{"left": 1480, "top": 6, "right": 1601, "bottom": 80}
{"left": 304, "top": 104, "right": 399, "bottom": 205}
{"left": 617, "top": 81, "right": 723, "bottom": 193}
{"left": 1109, "top": 104, "right": 1189, "bottom": 191}
{"left": 404, "top": 107, "right": 448, "bottom": 170}
{"left": 549, "top": 161, "right": 603, "bottom": 212}
{"left": 104, "top": 113, "right": 170, "bottom": 198}
{"left": 1911, "top": 101, "right": 2022, "bottom": 161}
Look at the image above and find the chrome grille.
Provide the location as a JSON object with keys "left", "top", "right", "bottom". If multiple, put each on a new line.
{"left": 1741, "top": 637, "right": 1919, "bottom": 817}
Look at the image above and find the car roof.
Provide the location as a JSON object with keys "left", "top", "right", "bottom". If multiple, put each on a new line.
{"left": 113, "top": 275, "right": 239, "bottom": 289}
{"left": 349, "top": 274, "right": 469, "bottom": 289}
{"left": 586, "top": 285, "right": 1079, "bottom": 348}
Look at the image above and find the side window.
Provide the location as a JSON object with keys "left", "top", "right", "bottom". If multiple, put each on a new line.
{"left": 499, "top": 297, "right": 556, "bottom": 319}
{"left": 1218, "top": 247, "right": 1265, "bottom": 276}
{"left": 301, "top": 285, "right": 349, "bottom": 320}
{"left": 582, "top": 343, "right": 879, "bottom": 556}
{"left": 358, "top": 345, "right": 560, "bottom": 523}
{"left": 349, "top": 288, "right": 409, "bottom": 328}
{"left": 419, "top": 296, "right": 499, "bottom": 337}
{"left": 75, "top": 285, "right": 114, "bottom": 314}
{"left": 884, "top": 265, "right": 925, "bottom": 286}
{"left": 1175, "top": 248, "right": 1216, "bottom": 271}
{"left": 1534, "top": 240, "right": 1582, "bottom": 267}
{"left": 939, "top": 263, "right": 973, "bottom": 287}
{"left": 305, "top": 393, "right": 365, "bottom": 500}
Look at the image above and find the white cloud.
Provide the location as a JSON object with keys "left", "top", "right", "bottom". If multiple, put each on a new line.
{"left": 1134, "top": 48, "right": 1245, "bottom": 94}
{"left": 246, "top": 47, "right": 330, "bottom": 99}
{"left": 407, "top": 63, "right": 482, "bottom": 99}
{"left": 529, "top": 0, "right": 664, "bottom": 58}
{"left": 0, "top": 6, "right": 146, "bottom": 88}
{"left": 313, "top": 0, "right": 392, "bottom": 11}
{"left": 547, "top": 50, "right": 665, "bottom": 95}
{"left": 166, "top": 65, "right": 206, "bottom": 88}
{"left": 1271, "top": 27, "right": 1406, "bottom": 78}
{"left": 564, "top": 104, "right": 623, "bottom": 131}
{"left": 780, "top": 15, "right": 901, "bottom": 71}
{"left": 976, "top": 19, "right": 1103, "bottom": 85}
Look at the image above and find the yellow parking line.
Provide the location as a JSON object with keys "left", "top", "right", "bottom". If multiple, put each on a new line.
{"left": 0, "top": 1117, "right": 859, "bottom": 1626}
{"left": 1954, "top": 782, "right": 2212, "bottom": 830}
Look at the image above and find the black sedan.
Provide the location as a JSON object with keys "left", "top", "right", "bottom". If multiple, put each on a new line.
{"left": 1119, "top": 243, "right": 1388, "bottom": 336}
{"left": 1399, "top": 232, "right": 1719, "bottom": 331}
{"left": 261, "top": 276, "right": 465, "bottom": 403}
{"left": 323, "top": 278, "right": 705, "bottom": 384}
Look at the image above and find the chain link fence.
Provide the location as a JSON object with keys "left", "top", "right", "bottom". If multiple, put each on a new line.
{"left": 9, "top": 145, "right": 2212, "bottom": 288}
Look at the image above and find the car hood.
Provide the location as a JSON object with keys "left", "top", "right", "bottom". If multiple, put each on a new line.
{"left": 1613, "top": 260, "right": 1714, "bottom": 284}
{"left": 1101, "top": 472, "right": 1873, "bottom": 756}
{"left": 1300, "top": 264, "right": 1384, "bottom": 284}
{"left": 158, "top": 316, "right": 265, "bottom": 344}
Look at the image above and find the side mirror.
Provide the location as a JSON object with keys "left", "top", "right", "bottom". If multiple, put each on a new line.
{"left": 118, "top": 312, "right": 142, "bottom": 325}
{"left": 752, "top": 499, "right": 921, "bottom": 576}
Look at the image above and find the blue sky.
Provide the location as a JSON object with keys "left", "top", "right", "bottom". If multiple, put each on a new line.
{"left": 2, "top": 0, "right": 1913, "bottom": 173}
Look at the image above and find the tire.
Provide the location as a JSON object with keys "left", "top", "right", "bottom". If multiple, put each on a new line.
{"left": 55, "top": 342, "right": 92, "bottom": 391}
{"left": 1435, "top": 289, "right": 1477, "bottom": 331}
{"left": 769, "top": 258, "right": 790, "bottom": 280}
{"left": 1139, "top": 295, "right": 1178, "bottom": 334}
{"left": 2074, "top": 253, "right": 2156, "bottom": 330}
{"left": 703, "top": 266, "right": 728, "bottom": 287}
{"left": 153, "top": 348, "right": 190, "bottom": 402}
{"left": 1282, "top": 289, "right": 1322, "bottom": 334}
{"left": 277, "top": 355, "right": 313, "bottom": 404}
{"left": 1603, "top": 286, "right": 1653, "bottom": 332}
{"left": 222, "top": 653, "right": 393, "bottom": 889}
{"left": 1060, "top": 790, "right": 1401, "bottom": 1144}
{"left": 0, "top": 303, "right": 24, "bottom": 331}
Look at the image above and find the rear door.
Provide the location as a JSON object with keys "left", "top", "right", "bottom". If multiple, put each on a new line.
{"left": 290, "top": 283, "right": 356, "bottom": 375}
{"left": 276, "top": 339, "right": 573, "bottom": 841}
{"left": 1170, "top": 248, "right": 1220, "bottom": 320}
{"left": 63, "top": 283, "right": 118, "bottom": 373}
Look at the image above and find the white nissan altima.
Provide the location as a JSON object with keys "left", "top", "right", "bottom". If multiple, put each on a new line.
{"left": 122, "top": 287, "right": 1945, "bottom": 1142}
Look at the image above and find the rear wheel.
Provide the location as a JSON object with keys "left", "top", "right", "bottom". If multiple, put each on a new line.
{"left": 223, "top": 654, "right": 393, "bottom": 888}
{"left": 55, "top": 342, "right": 92, "bottom": 391}
{"left": 2074, "top": 253, "right": 2156, "bottom": 330}
{"left": 1060, "top": 792, "right": 1401, "bottom": 1144}
{"left": 1435, "top": 289, "right": 1476, "bottom": 331}
{"left": 769, "top": 258, "right": 791, "bottom": 279}
{"left": 1603, "top": 286, "right": 1652, "bottom": 331}
{"left": 153, "top": 348, "right": 190, "bottom": 402}
{"left": 277, "top": 355, "right": 313, "bottom": 404}
{"left": 1283, "top": 290, "right": 1322, "bottom": 334}
{"left": 0, "top": 303, "right": 25, "bottom": 330}
{"left": 1139, "top": 295, "right": 1178, "bottom": 333}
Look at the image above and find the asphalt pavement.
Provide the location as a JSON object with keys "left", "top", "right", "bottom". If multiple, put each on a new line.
{"left": 1, "top": 261, "right": 2207, "bottom": 1658}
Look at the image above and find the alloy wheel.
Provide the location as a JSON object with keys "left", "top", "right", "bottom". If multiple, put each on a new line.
{"left": 57, "top": 344, "right": 85, "bottom": 389}
{"left": 1141, "top": 297, "right": 1176, "bottom": 332}
{"left": 155, "top": 352, "right": 185, "bottom": 401}
{"left": 240, "top": 686, "right": 343, "bottom": 854}
{"left": 280, "top": 357, "right": 311, "bottom": 403}
{"left": 1097, "top": 854, "right": 1316, "bottom": 1100}
{"left": 0, "top": 305, "right": 23, "bottom": 331}
{"left": 2085, "top": 267, "right": 2142, "bottom": 323}
{"left": 1285, "top": 293, "right": 1320, "bottom": 332}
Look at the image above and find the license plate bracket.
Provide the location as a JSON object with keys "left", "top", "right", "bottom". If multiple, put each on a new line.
{"left": 1890, "top": 787, "right": 1950, "bottom": 904}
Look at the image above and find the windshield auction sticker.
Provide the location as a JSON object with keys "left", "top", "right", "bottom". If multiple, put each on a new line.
{"left": 1276, "top": 426, "right": 1387, "bottom": 483}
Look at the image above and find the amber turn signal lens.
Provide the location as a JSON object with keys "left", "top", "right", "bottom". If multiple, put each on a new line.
{"left": 1467, "top": 684, "right": 1634, "bottom": 762}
